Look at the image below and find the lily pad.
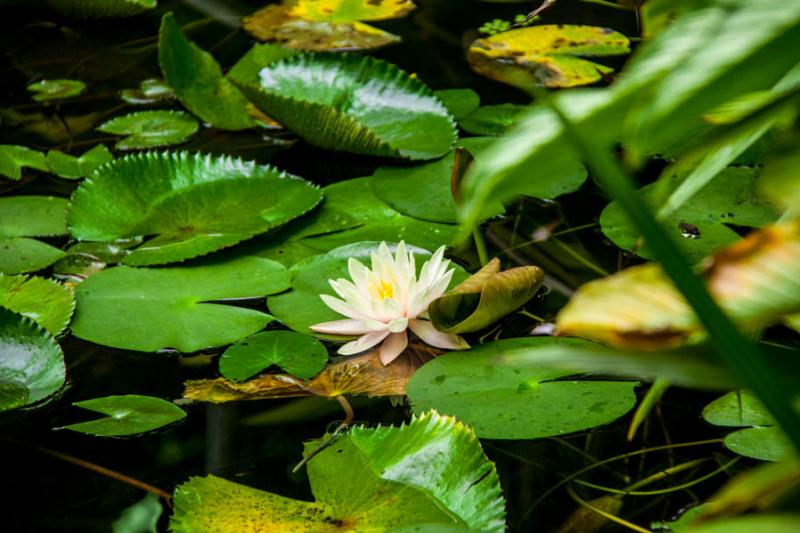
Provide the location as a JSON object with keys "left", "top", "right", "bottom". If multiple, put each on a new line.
{"left": 234, "top": 53, "right": 457, "bottom": 160}
{"left": 112, "top": 493, "right": 162, "bottom": 533}
{"left": 0, "top": 196, "right": 68, "bottom": 274}
{"left": 227, "top": 43, "right": 299, "bottom": 87}
{"left": 70, "top": 256, "right": 290, "bottom": 352}
{"left": 27, "top": 79, "right": 86, "bottom": 102}
{"left": 267, "top": 242, "right": 467, "bottom": 335}
{"left": 682, "top": 515, "right": 800, "bottom": 533}
{"left": 46, "top": 0, "right": 157, "bottom": 18}
{"left": 468, "top": 25, "right": 630, "bottom": 91}
{"left": 219, "top": 330, "right": 328, "bottom": 381}
{"left": 159, "top": 13, "right": 256, "bottom": 131}
{"left": 120, "top": 78, "right": 174, "bottom": 105}
{"left": 406, "top": 337, "right": 637, "bottom": 440}
{"left": 67, "top": 151, "right": 322, "bottom": 266}
{"left": 61, "top": 395, "right": 186, "bottom": 437}
{"left": 600, "top": 167, "right": 780, "bottom": 262}
{"left": 0, "top": 274, "right": 74, "bottom": 336}
{"left": 434, "top": 88, "right": 481, "bottom": 120}
{"left": 97, "top": 110, "right": 199, "bottom": 150}
{"left": 243, "top": 0, "right": 415, "bottom": 52}
{"left": 459, "top": 104, "right": 526, "bottom": 136}
{"left": 250, "top": 177, "right": 460, "bottom": 266}
{"left": 0, "top": 145, "right": 48, "bottom": 181}
{"left": 369, "top": 137, "right": 497, "bottom": 224}
{"left": 171, "top": 411, "right": 504, "bottom": 532}
{"left": 703, "top": 390, "right": 792, "bottom": 461}
{"left": 429, "top": 258, "right": 544, "bottom": 334}
{"left": 0, "top": 308, "right": 65, "bottom": 413}
{"left": 46, "top": 144, "right": 113, "bottom": 179}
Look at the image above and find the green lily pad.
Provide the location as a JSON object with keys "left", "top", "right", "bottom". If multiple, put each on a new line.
{"left": 429, "top": 258, "right": 544, "bottom": 334}
{"left": 71, "top": 256, "right": 289, "bottom": 352}
{"left": 159, "top": 13, "right": 256, "bottom": 131}
{"left": 0, "top": 145, "right": 48, "bottom": 181}
{"left": 434, "top": 89, "right": 481, "bottom": 120}
{"left": 52, "top": 238, "right": 142, "bottom": 281}
{"left": 600, "top": 167, "right": 779, "bottom": 262}
{"left": 61, "top": 395, "right": 186, "bottom": 437}
{"left": 243, "top": 0, "right": 415, "bottom": 52}
{"left": 407, "top": 337, "right": 637, "bottom": 440}
{"left": 459, "top": 104, "right": 526, "bottom": 136}
{"left": 0, "top": 308, "right": 65, "bottom": 413}
{"left": 468, "top": 25, "right": 630, "bottom": 91}
{"left": 45, "top": 0, "right": 157, "bottom": 18}
{"left": 27, "top": 79, "right": 86, "bottom": 102}
{"left": 703, "top": 390, "right": 792, "bottom": 461}
{"left": 250, "top": 177, "right": 460, "bottom": 266}
{"left": 46, "top": 144, "right": 113, "bottom": 179}
{"left": 369, "top": 137, "right": 498, "bottom": 224}
{"left": 112, "top": 493, "right": 163, "bottom": 533}
{"left": 0, "top": 196, "right": 68, "bottom": 274}
{"left": 171, "top": 411, "right": 505, "bottom": 532}
{"left": 267, "top": 242, "right": 468, "bottom": 336}
{"left": 682, "top": 514, "right": 800, "bottom": 533}
{"left": 219, "top": 330, "right": 328, "bottom": 381}
{"left": 0, "top": 274, "right": 74, "bottom": 336}
{"left": 234, "top": 53, "right": 457, "bottom": 160}
{"left": 120, "top": 78, "right": 174, "bottom": 105}
{"left": 227, "top": 44, "right": 300, "bottom": 87}
{"left": 67, "top": 151, "right": 321, "bottom": 266}
{"left": 97, "top": 110, "right": 199, "bottom": 150}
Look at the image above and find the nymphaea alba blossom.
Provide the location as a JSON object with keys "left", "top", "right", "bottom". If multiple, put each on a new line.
{"left": 310, "top": 242, "right": 469, "bottom": 365}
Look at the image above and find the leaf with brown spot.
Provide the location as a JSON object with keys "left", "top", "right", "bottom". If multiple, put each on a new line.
{"left": 243, "top": 0, "right": 416, "bottom": 52}
{"left": 557, "top": 222, "right": 800, "bottom": 349}
{"left": 468, "top": 25, "right": 630, "bottom": 91}
{"left": 429, "top": 258, "right": 544, "bottom": 334}
{"left": 183, "top": 349, "right": 419, "bottom": 403}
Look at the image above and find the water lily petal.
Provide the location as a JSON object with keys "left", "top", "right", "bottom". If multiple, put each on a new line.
{"left": 310, "top": 319, "right": 377, "bottom": 335}
{"left": 387, "top": 317, "right": 409, "bottom": 333}
{"left": 338, "top": 330, "right": 391, "bottom": 355}
{"left": 380, "top": 331, "right": 409, "bottom": 365}
{"left": 409, "top": 319, "right": 470, "bottom": 350}
{"left": 320, "top": 294, "right": 370, "bottom": 321}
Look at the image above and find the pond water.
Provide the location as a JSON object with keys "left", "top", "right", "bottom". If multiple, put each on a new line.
{"left": 1, "top": 1, "right": 738, "bottom": 531}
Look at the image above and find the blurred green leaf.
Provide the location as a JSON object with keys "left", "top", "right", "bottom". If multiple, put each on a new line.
{"left": 112, "top": 493, "right": 163, "bottom": 533}
{"left": 0, "top": 145, "right": 48, "bottom": 181}
{"left": 62, "top": 395, "right": 186, "bottom": 437}
{"left": 26, "top": 79, "right": 86, "bottom": 102}
{"left": 434, "top": 89, "right": 481, "bottom": 120}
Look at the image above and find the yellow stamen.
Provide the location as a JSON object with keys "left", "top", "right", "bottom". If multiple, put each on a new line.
{"left": 376, "top": 279, "right": 394, "bottom": 300}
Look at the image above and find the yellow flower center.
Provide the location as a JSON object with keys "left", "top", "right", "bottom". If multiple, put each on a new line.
{"left": 375, "top": 279, "right": 394, "bottom": 300}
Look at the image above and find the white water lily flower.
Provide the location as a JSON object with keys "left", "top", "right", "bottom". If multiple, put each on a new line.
{"left": 310, "top": 241, "right": 469, "bottom": 365}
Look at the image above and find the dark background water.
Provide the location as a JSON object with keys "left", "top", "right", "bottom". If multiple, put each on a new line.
{"left": 0, "top": 1, "right": 736, "bottom": 531}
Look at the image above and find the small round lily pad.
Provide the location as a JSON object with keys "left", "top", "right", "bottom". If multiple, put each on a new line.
{"left": 97, "top": 110, "right": 199, "bottom": 150}
{"left": 27, "top": 79, "right": 86, "bottom": 102}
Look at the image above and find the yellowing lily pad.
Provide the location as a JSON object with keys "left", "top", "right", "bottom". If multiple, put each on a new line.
{"left": 468, "top": 25, "right": 630, "bottom": 91}
{"left": 243, "top": 0, "right": 416, "bottom": 52}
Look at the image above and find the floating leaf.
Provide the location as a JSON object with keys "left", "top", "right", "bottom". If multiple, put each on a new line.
{"left": 267, "top": 242, "right": 467, "bottom": 335}
{"left": 159, "top": 13, "right": 256, "bottom": 131}
{"left": 430, "top": 258, "right": 543, "bottom": 334}
{"left": 61, "top": 395, "right": 186, "bottom": 437}
{"left": 227, "top": 43, "right": 299, "bottom": 86}
{"left": 97, "top": 110, "right": 199, "bottom": 150}
{"left": 681, "top": 515, "right": 800, "bottom": 533}
{"left": 243, "top": 0, "right": 416, "bottom": 52}
{"left": 120, "top": 78, "right": 174, "bottom": 105}
{"left": 468, "top": 25, "right": 630, "bottom": 91}
{"left": 557, "top": 223, "right": 800, "bottom": 349}
{"left": 171, "top": 411, "right": 504, "bottom": 532}
{"left": 0, "top": 145, "right": 48, "bottom": 181}
{"left": 703, "top": 390, "right": 792, "bottom": 461}
{"left": 601, "top": 167, "right": 779, "bottom": 262}
{"left": 112, "top": 493, "right": 162, "bottom": 533}
{"left": 407, "top": 337, "right": 637, "bottom": 439}
{"left": 220, "top": 330, "right": 328, "bottom": 381}
{"left": 46, "top": 144, "right": 113, "bottom": 179}
{"left": 71, "top": 256, "right": 289, "bottom": 352}
{"left": 0, "top": 308, "right": 65, "bottom": 413}
{"left": 27, "top": 79, "right": 86, "bottom": 102}
{"left": 459, "top": 104, "right": 525, "bottom": 136}
{"left": 235, "top": 53, "right": 457, "bottom": 160}
{"left": 52, "top": 238, "right": 142, "bottom": 281}
{"left": 67, "top": 151, "right": 321, "bottom": 265}
{"left": 45, "top": 0, "right": 157, "bottom": 18}
{"left": 0, "top": 196, "right": 68, "bottom": 274}
{"left": 0, "top": 274, "right": 74, "bottom": 335}
{"left": 185, "top": 350, "right": 417, "bottom": 403}
{"left": 434, "top": 89, "right": 481, "bottom": 120}
{"left": 370, "top": 137, "right": 497, "bottom": 224}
